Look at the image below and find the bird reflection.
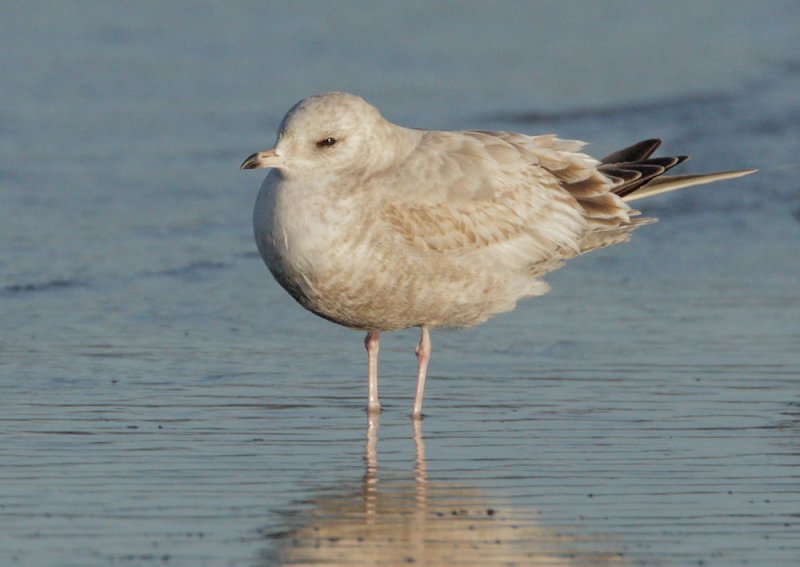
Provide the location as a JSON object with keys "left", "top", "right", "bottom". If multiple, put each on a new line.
{"left": 262, "top": 415, "right": 624, "bottom": 566}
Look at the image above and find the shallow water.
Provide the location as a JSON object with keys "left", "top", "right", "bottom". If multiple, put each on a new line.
{"left": 2, "top": 2, "right": 799, "bottom": 566}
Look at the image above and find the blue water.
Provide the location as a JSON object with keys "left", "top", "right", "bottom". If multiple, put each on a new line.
{"left": 1, "top": 2, "right": 799, "bottom": 565}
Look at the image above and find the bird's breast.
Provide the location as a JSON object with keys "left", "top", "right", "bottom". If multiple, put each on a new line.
{"left": 253, "top": 174, "right": 385, "bottom": 326}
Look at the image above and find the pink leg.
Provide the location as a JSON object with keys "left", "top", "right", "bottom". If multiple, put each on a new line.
{"left": 365, "top": 330, "right": 381, "bottom": 413}
{"left": 411, "top": 326, "right": 431, "bottom": 419}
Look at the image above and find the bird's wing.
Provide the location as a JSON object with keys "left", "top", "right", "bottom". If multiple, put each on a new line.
{"left": 380, "top": 131, "right": 638, "bottom": 266}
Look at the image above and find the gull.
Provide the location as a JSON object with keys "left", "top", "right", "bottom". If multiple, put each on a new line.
{"left": 241, "top": 92, "right": 755, "bottom": 418}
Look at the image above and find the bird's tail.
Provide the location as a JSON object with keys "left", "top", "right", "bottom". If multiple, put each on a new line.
{"left": 620, "top": 170, "right": 757, "bottom": 202}
{"left": 599, "top": 138, "right": 756, "bottom": 203}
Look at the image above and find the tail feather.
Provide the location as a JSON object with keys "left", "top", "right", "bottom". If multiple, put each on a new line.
{"left": 621, "top": 169, "right": 757, "bottom": 202}
{"left": 600, "top": 138, "right": 756, "bottom": 202}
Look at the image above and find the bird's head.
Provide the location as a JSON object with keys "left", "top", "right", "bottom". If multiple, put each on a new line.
{"left": 241, "top": 92, "right": 410, "bottom": 181}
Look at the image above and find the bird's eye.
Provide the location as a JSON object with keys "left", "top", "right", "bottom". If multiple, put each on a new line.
{"left": 316, "top": 137, "right": 337, "bottom": 148}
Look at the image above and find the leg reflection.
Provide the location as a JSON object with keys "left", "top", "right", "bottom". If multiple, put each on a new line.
{"left": 266, "top": 418, "right": 623, "bottom": 566}
{"left": 363, "top": 412, "right": 379, "bottom": 523}
{"left": 412, "top": 417, "right": 428, "bottom": 516}
{"left": 412, "top": 417, "right": 426, "bottom": 484}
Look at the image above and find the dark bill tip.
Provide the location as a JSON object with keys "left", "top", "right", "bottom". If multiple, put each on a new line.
{"left": 240, "top": 153, "right": 262, "bottom": 170}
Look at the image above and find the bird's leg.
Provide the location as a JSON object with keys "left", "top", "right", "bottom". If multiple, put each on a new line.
{"left": 411, "top": 326, "right": 431, "bottom": 419}
{"left": 365, "top": 330, "right": 381, "bottom": 414}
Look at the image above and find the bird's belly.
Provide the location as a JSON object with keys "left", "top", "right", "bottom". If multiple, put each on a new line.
{"left": 256, "top": 218, "right": 409, "bottom": 330}
{"left": 260, "top": 233, "right": 543, "bottom": 331}
{"left": 253, "top": 176, "right": 548, "bottom": 331}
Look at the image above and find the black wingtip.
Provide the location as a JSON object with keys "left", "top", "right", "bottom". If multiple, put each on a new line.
{"left": 600, "top": 138, "right": 662, "bottom": 165}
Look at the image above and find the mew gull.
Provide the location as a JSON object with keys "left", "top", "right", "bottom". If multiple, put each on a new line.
{"left": 241, "top": 92, "right": 755, "bottom": 418}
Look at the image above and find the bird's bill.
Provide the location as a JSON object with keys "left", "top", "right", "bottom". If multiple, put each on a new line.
{"left": 240, "top": 148, "right": 282, "bottom": 170}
